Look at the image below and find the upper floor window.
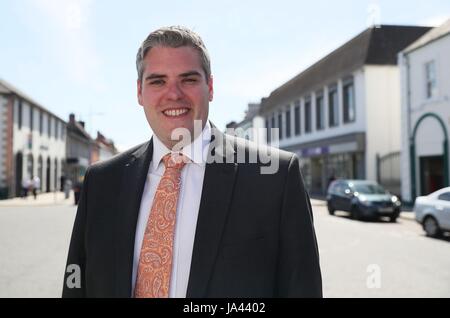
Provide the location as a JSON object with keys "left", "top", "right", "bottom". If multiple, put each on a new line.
{"left": 316, "top": 92, "right": 324, "bottom": 130}
{"left": 328, "top": 85, "right": 339, "bottom": 127}
{"left": 343, "top": 79, "right": 356, "bottom": 123}
{"left": 18, "top": 100, "right": 22, "bottom": 130}
{"left": 55, "top": 120, "right": 59, "bottom": 139}
{"left": 271, "top": 115, "right": 276, "bottom": 141}
{"left": 278, "top": 113, "right": 283, "bottom": 140}
{"left": 48, "top": 116, "right": 51, "bottom": 137}
{"left": 294, "top": 100, "right": 301, "bottom": 136}
{"left": 265, "top": 117, "right": 271, "bottom": 143}
{"left": 425, "top": 60, "right": 437, "bottom": 99}
{"left": 305, "top": 97, "right": 312, "bottom": 133}
{"left": 285, "top": 107, "right": 291, "bottom": 138}
{"left": 39, "top": 111, "right": 43, "bottom": 135}
{"left": 61, "top": 123, "right": 65, "bottom": 139}
{"left": 29, "top": 106, "right": 34, "bottom": 131}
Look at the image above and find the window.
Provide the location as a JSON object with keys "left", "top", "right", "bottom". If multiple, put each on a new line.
{"left": 39, "top": 111, "right": 43, "bottom": 135}
{"left": 278, "top": 113, "right": 283, "bottom": 140}
{"left": 266, "top": 118, "right": 270, "bottom": 143}
{"left": 271, "top": 115, "right": 276, "bottom": 141}
{"left": 30, "top": 107, "right": 34, "bottom": 131}
{"left": 316, "top": 93, "right": 324, "bottom": 130}
{"left": 438, "top": 192, "right": 450, "bottom": 202}
{"left": 18, "top": 100, "right": 22, "bottom": 130}
{"left": 55, "top": 120, "right": 59, "bottom": 139}
{"left": 285, "top": 108, "right": 291, "bottom": 138}
{"left": 343, "top": 80, "right": 355, "bottom": 123}
{"left": 61, "top": 123, "right": 65, "bottom": 139}
{"left": 425, "top": 61, "right": 437, "bottom": 99}
{"left": 48, "top": 116, "right": 51, "bottom": 137}
{"left": 305, "top": 97, "right": 312, "bottom": 133}
{"left": 328, "top": 86, "right": 339, "bottom": 127}
{"left": 294, "top": 100, "right": 301, "bottom": 136}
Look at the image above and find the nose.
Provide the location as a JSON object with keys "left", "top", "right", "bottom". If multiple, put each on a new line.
{"left": 165, "top": 82, "right": 184, "bottom": 100}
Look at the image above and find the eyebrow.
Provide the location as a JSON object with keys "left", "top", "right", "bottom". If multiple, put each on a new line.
{"left": 179, "top": 71, "right": 202, "bottom": 78}
{"left": 144, "top": 70, "right": 203, "bottom": 82}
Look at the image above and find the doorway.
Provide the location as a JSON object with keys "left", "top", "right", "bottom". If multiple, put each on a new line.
{"left": 15, "top": 152, "right": 23, "bottom": 197}
{"left": 420, "top": 156, "right": 444, "bottom": 195}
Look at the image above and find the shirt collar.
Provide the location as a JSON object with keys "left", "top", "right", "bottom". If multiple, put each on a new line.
{"left": 151, "top": 121, "right": 212, "bottom": 172}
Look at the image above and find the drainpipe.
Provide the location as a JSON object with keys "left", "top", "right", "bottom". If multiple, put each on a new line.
{"left": 404, "top": 53, "right": 416, "bottom": 202}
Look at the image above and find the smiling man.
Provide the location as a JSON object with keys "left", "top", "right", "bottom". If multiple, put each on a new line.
{"left": 62, "top": 26, "right": 322, "bottom": 298}
{"left": 138, "top": 44, "right": 213, "bottom": 149}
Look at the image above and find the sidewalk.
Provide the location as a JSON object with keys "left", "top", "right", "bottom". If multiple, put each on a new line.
{"left": 0, "top": 191, "right": 75, "bottom": 207}
{"left": 310, "top": 198, "right": 416, "bottom": 221}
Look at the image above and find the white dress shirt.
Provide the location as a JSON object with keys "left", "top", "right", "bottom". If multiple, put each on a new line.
{"left": 131, "top": 122, "right": 211, "bottom": 298}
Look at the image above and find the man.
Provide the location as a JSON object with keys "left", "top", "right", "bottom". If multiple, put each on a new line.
{"left": 62, "top": 26, "right": 322, "bottom": 298}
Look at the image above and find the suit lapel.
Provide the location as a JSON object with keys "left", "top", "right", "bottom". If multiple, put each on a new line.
{"left": 186, "top": 130, "right": 238, "bottom": 297}
{"left": 114, "top": 140, "right": 153, "bottom": 297}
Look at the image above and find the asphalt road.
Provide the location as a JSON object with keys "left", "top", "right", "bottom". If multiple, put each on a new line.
{"left": 313, "top": 200, "right": 450, "bottom": 297}
{"left": 0, "top": 201, "right": 449, "bottom": 298}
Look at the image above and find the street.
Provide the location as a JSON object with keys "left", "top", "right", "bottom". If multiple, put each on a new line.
{"left": 0, "top": 199, "right": 449, "bottom": 297}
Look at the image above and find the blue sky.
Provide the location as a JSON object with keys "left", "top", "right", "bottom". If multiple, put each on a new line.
{"left": 1, "top": 0, "right": 449, "bottom": 150}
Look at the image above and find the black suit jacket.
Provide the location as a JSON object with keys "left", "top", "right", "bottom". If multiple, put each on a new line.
{"left": 62, "top": 129, "right": 322, "bottom": 298}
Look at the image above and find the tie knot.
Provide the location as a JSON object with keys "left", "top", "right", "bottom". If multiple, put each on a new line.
{"left": 162, "top": 153, "right": 188, "bottom": 170}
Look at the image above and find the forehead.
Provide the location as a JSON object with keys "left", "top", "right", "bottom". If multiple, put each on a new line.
{"left": 142, "top": 46, "right": 203, "bottom": 74}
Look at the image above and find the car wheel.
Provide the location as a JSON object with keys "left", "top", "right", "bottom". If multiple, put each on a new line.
{"left": 423, "top": 216, "right": 442, "bottom": 238}
{"left": 389, "top": 216, "right": 398, "bottom": 223}
{"left": 351, "top": 206, "right": 361, "bottom": 220}
{"left": 389, "top": 210, "right": 400, "bottom": 222}
{"left": 327, "top": 202, "right": 335, "bottom": 215}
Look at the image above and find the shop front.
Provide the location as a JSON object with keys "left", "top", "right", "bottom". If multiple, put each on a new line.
{"left": 286, "top": 133, "right": 366, "bottom": 195}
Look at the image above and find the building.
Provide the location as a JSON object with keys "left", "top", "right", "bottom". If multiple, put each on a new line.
{"left": 0, "top": 79, "right": 66, "bottom": 198}
{"left": 95, "top": 131, "right": 118, "bottom": 162}
{"left": 258, "top": 25, "right": 431, "bottom": 196}
{"left": 399, "top": 19, "right": 450, "bottom": 204}
{"left": 65, "top": 113, "right": 93, "bottom": 186}
{"left": 226, "top": 102, "right": 266, "bottom": 144}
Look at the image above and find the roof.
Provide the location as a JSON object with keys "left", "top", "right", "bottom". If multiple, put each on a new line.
{"left": 260, "top": 25, "right": 431, "bottom": 113}
{"left": 0, "top": 78, "right": 66, "bottom": 123}
{"left": 403, "top": 19, "right": 450, "bottom": 53}
{"left": 67, "top": 121, "right": 93, "bottom": 141}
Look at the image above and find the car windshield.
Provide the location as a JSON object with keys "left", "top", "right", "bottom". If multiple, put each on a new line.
{"left": 351, "top": 183, "right": 387, "bottom": 194}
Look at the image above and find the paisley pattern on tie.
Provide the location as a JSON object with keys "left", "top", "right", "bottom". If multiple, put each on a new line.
{"left": 134, "top": 153, "right": 187, "bottom": 298}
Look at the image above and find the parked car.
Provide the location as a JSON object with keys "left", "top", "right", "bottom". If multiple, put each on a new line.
{"left": 414, "top": 187, "right": 450, "bottom": 238}
{"left": 326, "top": 180, "right": 401, "bottom": 222}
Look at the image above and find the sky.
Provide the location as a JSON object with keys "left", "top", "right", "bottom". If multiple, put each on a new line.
{"left": 1, "top": 0, "right": 449, "bottom": 151}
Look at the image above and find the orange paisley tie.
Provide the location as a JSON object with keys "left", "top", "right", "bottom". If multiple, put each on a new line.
{"left": 134, "top": 153, "right": 187, "bottom": 298}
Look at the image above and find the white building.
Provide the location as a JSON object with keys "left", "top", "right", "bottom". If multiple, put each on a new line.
{"left": 399, "top": 19, "right": 450, "bottom": 204}
{"left": 259, "top": 25, "right": 430, "bottom": 195}
{"left": 0, "top": 79, "right": 66, "bottom": 198}
{"left": 226, "top": 103, "right": 266, "bottom": 145}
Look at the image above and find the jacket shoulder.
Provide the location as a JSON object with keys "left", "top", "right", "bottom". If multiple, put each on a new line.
{"left": 226, "top": 134, "right": 296, "bottom": 164}
{"left": 87, "top": 141, "right": 150, "bottom": 174}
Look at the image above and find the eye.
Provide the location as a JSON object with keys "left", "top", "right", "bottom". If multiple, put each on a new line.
{"left": 149, "top": 79, "right": 165, "bottom": 86}
{"left": 183, "top": 77, "right": 198, "bottom": 84}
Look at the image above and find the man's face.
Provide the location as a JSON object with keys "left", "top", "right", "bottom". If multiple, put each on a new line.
{"left": 137, "top": 46, "right": 213, "bottom": 149}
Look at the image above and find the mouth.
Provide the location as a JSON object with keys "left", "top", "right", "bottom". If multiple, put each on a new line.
{"left": 162, "top": 108, "right": 190, "bottom": 118}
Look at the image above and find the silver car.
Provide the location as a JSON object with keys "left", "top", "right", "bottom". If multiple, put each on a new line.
{"left": 414, "top": 187, "right": 450, "bottom": 237}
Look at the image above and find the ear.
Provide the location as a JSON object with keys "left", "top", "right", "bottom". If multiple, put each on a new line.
{"left": 208, "top": 75, "right": 214, "bottom": 102}
{"left": 137, "top": 79, "right": 143, "bottom": 106}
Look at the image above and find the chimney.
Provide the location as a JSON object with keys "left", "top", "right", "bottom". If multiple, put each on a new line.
{"left": 78, "top": 121, "right": 85, "bottom": 128}
{"left": 69, "top": 113, "right": 75, "bottom": 124}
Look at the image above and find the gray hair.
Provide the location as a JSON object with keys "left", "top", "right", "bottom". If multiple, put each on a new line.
{"left": 136, "top": 26, "right": 211, "bottom": 83}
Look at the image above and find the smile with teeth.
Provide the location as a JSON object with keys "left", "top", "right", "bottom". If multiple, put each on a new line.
{"left": 163, "top": 108, "right": 190, "bottom": 117}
